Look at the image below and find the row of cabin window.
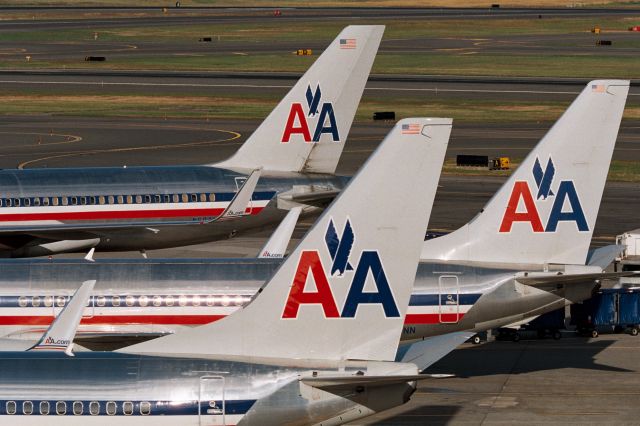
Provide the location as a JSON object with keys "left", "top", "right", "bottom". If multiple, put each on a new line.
{"left": 0, "top": 193, "right": 216, "bottom": 208}
{"left": 16, "top": 294, "right": 250, "bottom": 308}
{"left": 5, "top": 400, "right": 150, "bottom": 416}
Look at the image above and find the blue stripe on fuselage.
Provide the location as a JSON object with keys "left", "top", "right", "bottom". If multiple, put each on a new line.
{"left": 409, "top": 293, "right": 482, "bottom": 306}
{"left": 0, "top": 399, "right": 256, "bottom": 416}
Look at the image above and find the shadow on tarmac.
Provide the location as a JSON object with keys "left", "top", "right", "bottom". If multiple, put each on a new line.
{"left": 424, "top": 337, "right": 633, "bottom": 378}
{"left": 368, "top": 405, "right": 462, "bottom": 426}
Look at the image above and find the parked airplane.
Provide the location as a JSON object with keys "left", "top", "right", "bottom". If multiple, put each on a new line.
{"left": 0, "top": 280, "right": 94, "bottom": 353}
{"left": 0, "top": 25, "right": 383, "bottom": 258}
{"left": 0, "top": 81, "right": 629, "bottom": 348}
{"left": 413, "top": 79, "right": 631, "bottom": 338}
{"left": 0, "top": 117, "right": 452, "bottom": 424}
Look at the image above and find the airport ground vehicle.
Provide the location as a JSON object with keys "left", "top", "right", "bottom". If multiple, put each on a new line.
{"left": 571, "top": 289, "right": 640, "bottom": 337}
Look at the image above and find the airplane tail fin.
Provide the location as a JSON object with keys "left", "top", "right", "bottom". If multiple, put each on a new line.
{"left": 212, "top": 25, "right": 384, "bottom": 174}
{"left": 422, "top": 80, "right": 629, "bottom": 265}
{"left": 29, "top": 280, "right": 96, "bottom": 355}
{"left": 121, "top": 118, "right": 452, "bottom": 361}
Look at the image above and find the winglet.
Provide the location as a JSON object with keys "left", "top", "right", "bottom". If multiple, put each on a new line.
{"left": 120, "top": 118, "right": 452, "bottom": 361}
{"left": 84, "top": 247, "right": 95, "bottom": 262}
{"left": 217, "top": 168, "right": 262, "bottom": 219}
{"left": 29, "top": 280, "right": 96, "bottom": 355}
{"left": 258, "top": 207, "right": 302, "bottom": 258}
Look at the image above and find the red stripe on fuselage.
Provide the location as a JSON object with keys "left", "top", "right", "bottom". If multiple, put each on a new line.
{"left": 0, "top": 315, "right": 226, "bottom": 326}
{"left": 404, "top": 313, "right": 465, "bottom": 324}
{"left": 0, "top": 313, "right": 462, "bottom": 327}
{"left": 0, "top": 207, "right": 263, "bottom": 222}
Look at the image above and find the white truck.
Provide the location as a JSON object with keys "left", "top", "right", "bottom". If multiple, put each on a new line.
{"left": 615, "top": 229, "right": 640, "bottom": 288}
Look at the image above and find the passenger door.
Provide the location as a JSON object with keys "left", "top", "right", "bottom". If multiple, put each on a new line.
{"left": 438, "top": 275, "right": 460, "bottom": 323}
{"left": 199, "top": 375, "right": 225, "bottom": 426}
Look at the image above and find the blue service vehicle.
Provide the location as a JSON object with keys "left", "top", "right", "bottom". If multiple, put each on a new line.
{"left": 570, "top": 289, "right": 640, "bottom": 337}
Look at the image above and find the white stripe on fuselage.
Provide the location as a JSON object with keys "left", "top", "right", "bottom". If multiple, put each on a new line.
{"left": 0, "top": 414, "right": 243, "bottom": 425}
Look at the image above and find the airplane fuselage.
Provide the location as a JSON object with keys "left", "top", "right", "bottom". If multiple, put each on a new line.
{"left": 0, "top": 166, "right": 346, "bottom": 257}
{"left": 0, "top": 351, "right": 417, "bottom": 424}
{"left": 0, "top": 259, "right": 591, "bottom": 341}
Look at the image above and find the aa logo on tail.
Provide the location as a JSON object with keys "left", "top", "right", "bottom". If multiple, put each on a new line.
{"left": 499, "top": 157, "right": 588, "bottom": 233}
{"left": 281, "top": 84, "right": 340, "bottom": 144}
{"left": 282, "top": 218, "right": 399, "bottom": 319}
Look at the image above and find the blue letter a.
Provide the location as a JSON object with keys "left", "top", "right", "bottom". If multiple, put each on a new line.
{"left": 312, "top": 103, "right": 339, "bottom": 142}
{"left": 341, "top": 251, "right": 400, "bottom": 318}
{"left": 545, "top": 181, "right": 589, "bottom": 232}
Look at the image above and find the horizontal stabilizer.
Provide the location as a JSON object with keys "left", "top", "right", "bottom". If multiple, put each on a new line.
{"left": 516, "top": 271, "right": 634, "bottom": 287}
{"left": 396, "top": 332, "right": 475, "bottom": 372}
{"left": 302, "top": 374, "right": 429, "bottom": 390}
{"left": 279, "top": 188, "right": 341, "bottom": 206}
{"left": 586, "top": 244, "right": 624, "bottom": 269}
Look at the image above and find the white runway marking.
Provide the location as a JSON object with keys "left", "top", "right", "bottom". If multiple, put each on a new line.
{"left": 0, "top": 79, "right": 291, "bottom": 90}
{"left": 0, "top": 79, "right": 637, "bottom": 96}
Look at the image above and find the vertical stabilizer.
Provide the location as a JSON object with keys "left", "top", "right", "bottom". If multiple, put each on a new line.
{"left": 212, "top": 25, "right": 384, "bottom": 174}
{"left": 121, "top": 118, "right": 452, "bottom": 361}
{"left": 422, "top": 80, "right": 629, "bottom": 265}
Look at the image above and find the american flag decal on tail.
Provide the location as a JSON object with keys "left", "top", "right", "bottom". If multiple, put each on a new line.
{"left": 592, "top": 84, "right": 606, "bottom": 93}
{"left": 401, "top": 124, "right": 421, "bottom": 135}
{"left": 340, "top": 38, "right": 357, "bottom": 49}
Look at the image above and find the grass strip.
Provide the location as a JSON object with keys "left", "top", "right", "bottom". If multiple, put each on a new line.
{"left": 6, "top": 0, "right": 640, "bottom": 8}
{"left": 0, "top": 93, "right": 637, "bottom": 122}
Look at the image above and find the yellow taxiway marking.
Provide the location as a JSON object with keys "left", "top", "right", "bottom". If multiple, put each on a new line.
{"left": 0, "top": 131, "right": 82, "bottom": 148}
{"left": 18, "top": 128, "right": 240, "bottom": 169}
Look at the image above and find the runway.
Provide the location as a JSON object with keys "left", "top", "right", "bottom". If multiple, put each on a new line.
{"left": 2, "top": 7, "right": 640, "bottom": 32}
{"left": 2, "top": 30, "right": 640, "bottom": 63}
{"left": 3, "top": 72, "right": 640, "bottom": 98}
{"left": 2, "top": 6, "right": 640, "bottom": 69}
{"left": 5, "top": 34, "right": 640, "bottom": 59}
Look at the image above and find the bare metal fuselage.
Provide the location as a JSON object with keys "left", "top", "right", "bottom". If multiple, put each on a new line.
{"left": 0, "top": 259, "right": 592, "bottom": 341}
{"left": 0, "top": 166, "right": 346, "bottom": 257}
{"left": 0, "top": 351, "right": 417, "bottom": 424}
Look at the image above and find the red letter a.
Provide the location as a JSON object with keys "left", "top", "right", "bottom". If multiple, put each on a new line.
{"left": 282, "top": 250, "right": 340, "bottom": 318}
{"left": 281, "top": 103, "right": 311, "bottom": 143}
{"left": 499, "top": 181, "right": 544, "bottom": 233}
